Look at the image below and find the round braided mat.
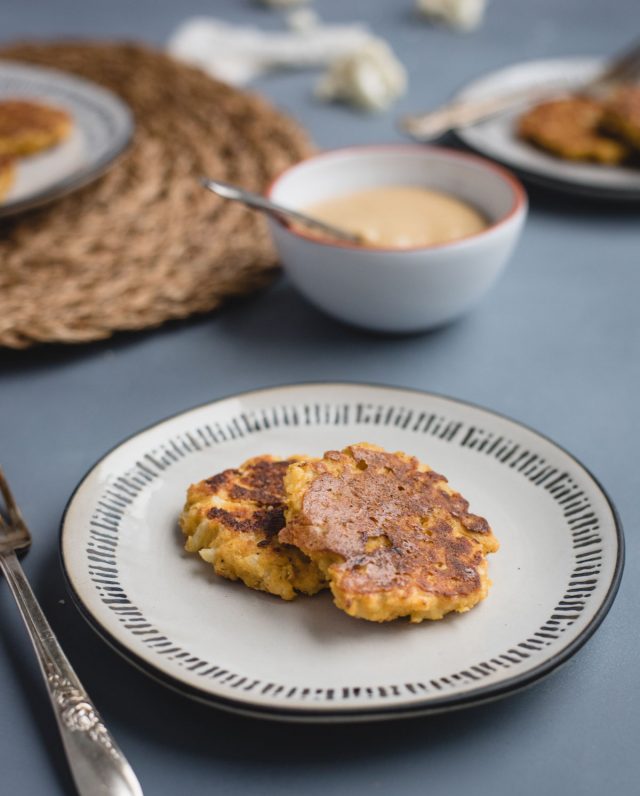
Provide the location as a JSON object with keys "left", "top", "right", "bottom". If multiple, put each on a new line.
{"left": 0, "top": 42, "right": 313, "bottom": 349}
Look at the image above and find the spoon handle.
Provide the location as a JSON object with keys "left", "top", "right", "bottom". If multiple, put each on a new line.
{"left": 200, "top": 178, "right": 360, "bottom": 244}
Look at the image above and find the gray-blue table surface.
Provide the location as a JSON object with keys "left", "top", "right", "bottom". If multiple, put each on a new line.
{"left": 0, "top": 1, "right": 638, "bottom": 794}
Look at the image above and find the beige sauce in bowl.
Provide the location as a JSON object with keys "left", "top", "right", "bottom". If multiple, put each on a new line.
{"left": 304, "top": 185, "right": 488, "bottom": 248}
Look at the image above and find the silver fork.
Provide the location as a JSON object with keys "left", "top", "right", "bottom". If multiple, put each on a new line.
{"left": 0, "top": 468, "right": 143, "bottom": 796}
{"left": 400, "top": 38, "right": 640, "bottom": 141}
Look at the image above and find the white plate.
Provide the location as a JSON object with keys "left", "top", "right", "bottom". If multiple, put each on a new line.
{"left": 0, "top": 60, "right": 133, "bottom": 216}
{"left": 455, "top": 57, "right": 640, "bottom": 200}
{"left": 60, "top": 384, "right": 623, "bottom": 722}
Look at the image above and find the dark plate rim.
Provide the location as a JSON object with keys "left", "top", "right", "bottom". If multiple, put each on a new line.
{"left": 0, "top": 59, "right": 134, "bottom": 217}
{"left": 59, "top": 381, "right": 625, "bottom": 722}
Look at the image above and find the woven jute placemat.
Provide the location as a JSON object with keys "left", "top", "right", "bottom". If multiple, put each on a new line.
{"left": 0, "top": 42, "right": 313, "bottom": 348}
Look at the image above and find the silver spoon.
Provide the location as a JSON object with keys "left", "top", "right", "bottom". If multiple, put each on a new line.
{"left": 200, "top": 177, "right": 362, "bottom": 244}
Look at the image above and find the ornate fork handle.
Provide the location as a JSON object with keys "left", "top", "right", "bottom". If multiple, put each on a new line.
{"left": 0, "top": 550, "right": 142, "bottom": 796}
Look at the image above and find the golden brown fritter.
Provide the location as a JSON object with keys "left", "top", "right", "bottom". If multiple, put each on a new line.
{"left": 281, "top": 443, "right": 499, "bottom": 623}
{"left": 180, "top": 455, "right": 326, "bottom": 600}
{"left": 0, "top": 154, "right": 15, "bottom": 201}
{"left": 602, "top": 84, "right": 640, "bottom": 151}
{"left": 0, "top": 99, "right": 72, "bottom": 156}
{"left": 517, "top": 96, "right": 629, "bottom": 164}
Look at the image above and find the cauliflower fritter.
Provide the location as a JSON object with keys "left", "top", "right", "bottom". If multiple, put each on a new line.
{"left": 517, "top": 96, "right": 629, "bottom": 164}
{"left": 280, "top": 443, "right": 499, "bottom": 623}
{"left": 0, "top": 99, "right": 72, "bottom": 157}
{"left": 602, "top": 84, "right": 640, "bottom": 151}
{"left": 0, "top": 154, "right": 15, "bottom": 201}
{"left": 180, "top": 456, "right": 326, "bottom": 601}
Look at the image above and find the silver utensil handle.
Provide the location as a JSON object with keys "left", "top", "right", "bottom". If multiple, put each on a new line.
{"left": 0, "top": 551, "right": 143, "bottom": 796}
{"left": 400, "top": 85, "right": 566, "bottom": 141}
{"left": 200, "top": 178, "right": 362, "bottom": 244}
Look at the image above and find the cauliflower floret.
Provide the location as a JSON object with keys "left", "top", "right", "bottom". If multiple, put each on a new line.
{"left": 416, "top": 0, "right": 487, "bottom": 32}
{"left": 315, "top": 39, "right": 407, "bottom": 112}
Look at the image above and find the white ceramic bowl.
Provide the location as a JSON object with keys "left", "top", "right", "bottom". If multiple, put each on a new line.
{"left": 266, "top": 145, "right": 527, "bottom": 332}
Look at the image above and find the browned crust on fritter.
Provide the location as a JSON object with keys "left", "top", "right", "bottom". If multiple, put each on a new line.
{"left": 0, "top": 154, "right": 15, "bottom": 201}
{"left": 280, "top": 444, "right": 498, "bottom": 599}
{"left": 208, "top": 457, "right": 292, "bottom": 505}
{"left": 193, "top": 457, "right": 296, "bottom": 540}
{"left": 602, "top": 84, "right": 640, "bottom": 150}
{"left": 0, "top": 99, "right": 72, "bottom": 156}
{"left": 181, "top": 455, "right": 327, "bottom": 600}
{"left": 517, "top": 96, "right": 629, "bottom": 164}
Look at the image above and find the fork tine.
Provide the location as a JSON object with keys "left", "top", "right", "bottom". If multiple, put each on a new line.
{"left": 616, "top": 55, "right": 640, "bottom": 81}
{"left": 0, "top": 510, "right": 10, "bottom": 533}
{"left": 608, "top": 38, "right": 640, "bottom": 70}
{"left": 607, "top": 55, "right": 640, "bottom": 83}
{"left": 0, "top": 467, "right": 28, "bottom": 532}
{"left": 600, "top": 38, "right": 640, "bottom": 84}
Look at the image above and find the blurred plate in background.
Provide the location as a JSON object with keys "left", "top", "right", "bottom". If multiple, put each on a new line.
{"left": 455, "top": 57, "right": 640, "bottom": 200}
{"left": 0, "top": 60, "right": 133, "bottom": 216}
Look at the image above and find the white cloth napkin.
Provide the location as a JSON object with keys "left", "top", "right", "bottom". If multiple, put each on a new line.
{"left": 167, "top": 16, "right": 375, "bottom": 85}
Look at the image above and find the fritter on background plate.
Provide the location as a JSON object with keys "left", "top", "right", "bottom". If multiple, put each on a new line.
{"left": 602, "top": 84, "right": 640, "bottom": 150}
{"left": 517, "top": 96, "right": 629, "bottom": 164}
{"left": 281, "top": 443, "right": 499, "bottom": 623}
{"left": 0, "top": 154, "right": 15, "bottom": 200}
{"left": 0, "top": 99, "right": 72, "bottom": 156}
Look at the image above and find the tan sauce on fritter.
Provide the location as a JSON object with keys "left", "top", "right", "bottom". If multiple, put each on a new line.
{"left": 304, "top": 185, "right": 488, "bottom": 248}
